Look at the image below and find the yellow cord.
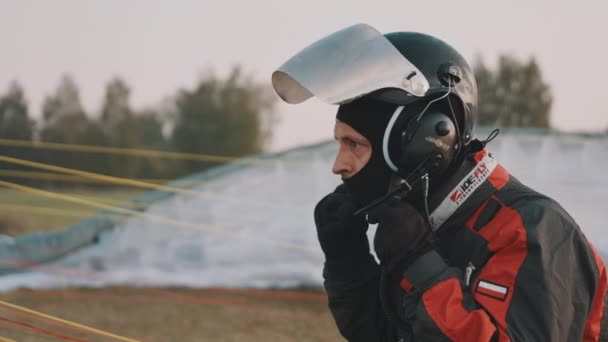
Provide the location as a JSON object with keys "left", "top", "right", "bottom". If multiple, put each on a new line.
{"left": 0, "top": 179, "right": 312, "bottom": 251}
{"left": 0, "top": 155, "right": 303, "bottom": 213}
{"left": 0, "top": 299, "right": 140, "bottom": 341}
{"left": 0, "top": 137, "right": 295, "bottom": 165}
{"left": 0, "top": 169, "right": 167, "bottom": 185}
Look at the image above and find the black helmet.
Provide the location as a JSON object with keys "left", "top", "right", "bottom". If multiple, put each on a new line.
{"left": 272, "top": 24, "right": 478, "bottom": 179}
{"left": 369, "top": 32, "right": 477, "bottom": 147}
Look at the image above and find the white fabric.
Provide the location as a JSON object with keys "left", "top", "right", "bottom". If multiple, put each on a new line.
{"left": 429, "top": 153, "right": 498, "bottom": 230}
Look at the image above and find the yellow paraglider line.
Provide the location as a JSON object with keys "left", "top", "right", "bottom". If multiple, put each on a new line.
{"left": 0, "top": 179, "right": 314, "bottom": 252}
{"left": 0, "top": 169, "right": 168, "bottom": 184}
{"left": 0, "top": 155, "right": 305, "bottom": 213}
{"left": 0, "top": 137, "right": 304, "bottom": 165}
{"left": 0, "top": 299, "right": 140, "bottom": 342}
{"left": 0, "top": 202, "right": 269, "bottom": 227}
{"left": 0, "top": 203, "right": 98, "bottom": 219}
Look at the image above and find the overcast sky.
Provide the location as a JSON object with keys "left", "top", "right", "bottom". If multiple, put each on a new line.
{"left": 1, "top": 0, "right": 606, "bottom": 151}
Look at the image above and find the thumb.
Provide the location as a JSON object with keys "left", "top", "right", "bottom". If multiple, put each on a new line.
{"left": 366, "top": 198, "right": 399, "bottom": 224}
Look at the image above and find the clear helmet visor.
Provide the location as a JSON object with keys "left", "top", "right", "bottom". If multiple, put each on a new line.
{"left": 272, "top": 23, "right": 430, "bottom": 105}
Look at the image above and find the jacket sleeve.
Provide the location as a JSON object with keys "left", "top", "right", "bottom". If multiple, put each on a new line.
{"left": 323, "top": 253, "right": 400, "bottom": 342}
{"left": 393, "top": 198, "right": 607, "bottom": 341}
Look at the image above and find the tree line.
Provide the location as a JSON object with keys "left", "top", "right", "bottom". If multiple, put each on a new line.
{"left": 0, "top": 54, "right": 555, "bottom": 188}
{"left": 0, "top": 66, "right": 277, "bottom": 187}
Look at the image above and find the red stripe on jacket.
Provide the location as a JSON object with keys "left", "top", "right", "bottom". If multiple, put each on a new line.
{"left": 465, "top": 197, "right": 528, "bottom": 341}
{"left": 422, "top": 278, "right": 497, "bottom": 341}
{"left": 583, "top": 242, "right": 607, "bottom": 342}
{"left": 472, "top": 150, "right": 509, "bottom": 191}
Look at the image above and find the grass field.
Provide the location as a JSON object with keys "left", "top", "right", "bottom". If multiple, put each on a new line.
{"left": 0, "top": 188, "right": 343, "bottom": 341}
{"left": 0, "top": 287, "right": 342, "bottom": 341}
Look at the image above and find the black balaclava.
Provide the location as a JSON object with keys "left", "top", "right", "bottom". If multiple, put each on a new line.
{"left": 337, "top": 94, "right": 475, "bottom": 214}
{"left": 336, "top": 97, "right": 399, "bottom": 207}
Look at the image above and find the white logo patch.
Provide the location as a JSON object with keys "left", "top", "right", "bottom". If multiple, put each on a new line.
{"left": 429, "top": 154, "right": 498, "bottom": 230}
{"left": 476, "top": 280, "right": 509, "bottom": 301}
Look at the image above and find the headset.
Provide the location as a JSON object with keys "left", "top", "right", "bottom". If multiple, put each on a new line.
{"left": 354, "top": 73, "right": 462, "bottom": 216}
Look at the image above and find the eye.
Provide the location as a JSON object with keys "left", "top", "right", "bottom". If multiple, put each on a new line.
{"left": 349, "top": 140, "right": 360, "bottom": 149}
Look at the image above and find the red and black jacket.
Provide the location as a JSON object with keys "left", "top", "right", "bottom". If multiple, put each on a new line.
{"left": 323, "top": 149, "right": 608, "bottom": 341}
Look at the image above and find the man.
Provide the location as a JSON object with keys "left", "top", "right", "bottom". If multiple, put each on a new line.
{"left": 272, "top": 24, "right": 607, "bottom": 341}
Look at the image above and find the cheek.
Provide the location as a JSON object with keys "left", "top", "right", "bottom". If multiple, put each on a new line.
{"left": 353, "top": 147, "right": 372, "bottom": 172}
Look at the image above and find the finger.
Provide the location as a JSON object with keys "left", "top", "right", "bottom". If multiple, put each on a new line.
{"left": 367, "top": 205, "right": 388, "bottom": 224}
{"left": 384, "top": 196, "right": 408, "bottom": 208}
{"left": 366, "top": 205, "right": 382, "bottom": 221}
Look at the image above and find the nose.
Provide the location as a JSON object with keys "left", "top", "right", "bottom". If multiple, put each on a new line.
{"left": 332, "top": 147, "right": 352, "bottom": 177}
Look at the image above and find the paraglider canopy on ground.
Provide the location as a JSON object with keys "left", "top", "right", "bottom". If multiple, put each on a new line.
{"left": 1, "top": 128, "right": 607, "bottom": 291}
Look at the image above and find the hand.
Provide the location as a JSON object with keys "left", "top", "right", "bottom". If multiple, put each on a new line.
{"left": 368, "top": 197, "right": 435, "bottom": 268}
{"left": 314, "top": 184, "right": 369, "bottom": 261}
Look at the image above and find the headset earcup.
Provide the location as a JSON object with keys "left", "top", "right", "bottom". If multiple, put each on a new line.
{"left": 397, "top": 111, "right": 457, "bottom": 178}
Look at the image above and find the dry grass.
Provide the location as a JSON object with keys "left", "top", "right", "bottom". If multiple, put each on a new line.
{"left": 0, "top": 287, "right": 343, "bottom": 342}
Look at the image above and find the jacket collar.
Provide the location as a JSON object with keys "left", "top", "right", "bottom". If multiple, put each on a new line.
{"left": 427, "top": 149, "right": 510, "bottom": 232}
